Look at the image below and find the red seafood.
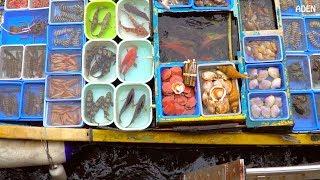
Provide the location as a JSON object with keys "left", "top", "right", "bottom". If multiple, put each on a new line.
{"left": 161, "top": 41, "right": 196, "bottom": 59}
{"left": 120, "top": 46, "right": 138, "bottom": 76}
{"left": 161, "top": 66, "right": 197, "bottom": 116}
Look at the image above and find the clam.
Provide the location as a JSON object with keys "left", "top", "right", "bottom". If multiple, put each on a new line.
{"left": 249, "top": 68, "right": 258, "bottom": 79}
{"left": 265, "top": 95, "right": 275, "bottom": 108}
{"left": 202, "top": 81, "right": 214, "bottom": 93}
{"left": 171, "top": 82, "right": 185, "bottom": 95}
{"left": 216, "top": 98, "right": 230, "bottom": 114}
{"left": 249, "top": 79, "right": 259, "bottom": 89}
{"left": 261, "top": 106, "right": 271, "bottom": 118}
{"left": 202, "top": 71, "right": 216, "bottom": 81}
{"left": 274, "top": 97, "right": 282, "bottom": 108}
{"left": 251, "top": 104, "right": 261, "bottom": 118}
{"left": 215, "top": 70, "right": 228, "bottom": 80}
{"left": 271, "top": 78, "right": 281, "bottom": 89}
{"left": 258, "top": 79, "right": 272, "bottom": 90}
{"left": 268, "top": 67, "right": 280, "bottom": 78}
{"left": 250, "top": 97, "right": 264, "bottom": 107}
{"left": 271, "top": 104, "right": 281, "bottom": 118}
{"left": 257, "top": 70, "right": 269, "bottom": 81}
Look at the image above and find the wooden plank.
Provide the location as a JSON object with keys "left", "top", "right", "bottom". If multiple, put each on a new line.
{"left": 1, "top": 125, "right": 320, "bottom": 145}
{"left": 0, "top": 125, "right": 89, "bottom": 141}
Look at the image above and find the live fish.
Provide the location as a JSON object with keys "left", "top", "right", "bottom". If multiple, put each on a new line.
{"left": 200, "top": 33, "right": 227, "bottom": 50}
{"left": 119, "top": 88, "right": 135, "bottom": 121}
{"left": 96, "top": 11, "right": 111, "bottom": 37}
{"left": 123, "top": 3, "right": 150, "bottom": 21}
{"left": 90, "top": 7, "right": 103, "bottom": 35}
{"left": 161, "top": 41, "right": 196, "bottom": 58}
{"left": 119, "top": 10, "right": 149, "bottom": 37}
{"left": 120, "top": 46, "right": 138, "bottom": 76}
{"left": 126, "top": 94, "right": 146, "bottom": 128}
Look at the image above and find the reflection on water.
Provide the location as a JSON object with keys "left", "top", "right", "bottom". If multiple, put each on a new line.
{"left": 1, "top": 144, "right": 320, "bottom": 179}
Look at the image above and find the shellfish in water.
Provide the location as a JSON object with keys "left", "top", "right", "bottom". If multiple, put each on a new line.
{"left": 171, "top": 82, "right": 185, "bottom": 94}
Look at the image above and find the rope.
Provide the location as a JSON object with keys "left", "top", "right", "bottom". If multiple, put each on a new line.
{"left": 40, "top": 127, "right": 55, "bottom": 169}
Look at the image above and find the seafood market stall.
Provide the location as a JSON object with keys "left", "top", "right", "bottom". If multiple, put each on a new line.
{"left": 0, "top": 0, "right": 320, "bottom": 145}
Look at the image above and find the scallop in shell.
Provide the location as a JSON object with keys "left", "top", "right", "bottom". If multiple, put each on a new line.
{"left": 261, "top": 106, "right": 271, "bottom": 118}
{"left": 216, "top": 98, "right": 230, "bottom": 114}
{"left": 202, "top": 81, "right": 214, "bottom": 93}
{"left": 209, "top": 86, "right": 226, "bottom": 101}
{"left": 171, "top": 82, "right": 185, "bottom": 95}
{"left": 268, "top": 67, "right": 280, "bottom": 79}
{"left": 251, "top": 104, "right": 261, "bottom": 118}
{"left": 202, "top": 71, "right": 217, "bottom": 81}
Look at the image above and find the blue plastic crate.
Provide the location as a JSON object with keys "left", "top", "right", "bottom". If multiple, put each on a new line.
{"left": 291, "top": 91, "right": 318, "bottom": 132}
{"left": 49, "top": 0, "right": 85, "bottom": 24}
{"left": 1, "top": 9, "right": 48, "bottom": 45}
{"left": 305, "top": 17, "right": 320, "bottom": 52}
{"left": 44, "top": 100, "right": 83, "bottom": 128}
{"left": 0, "top": 82, "right": 22, "bottom": 121}
{"left": 282, "top": 17, "right": 307, "bottom": 52}
{"left": 314, "top": 91, "right": 320, "bottom": 129}
{"left": 0, "top": 45, "right": 24, "bottom": 80}
{"left": 192, "top": 0, "right": 232, "bottom": 11}
{"left": 47, "top": 24, "right": 84, "bottom": 50}
{"left": 45, "top": 49, "right": 82, "bottom": 74}
{"left": 280, "top": 0, "right": 301, "bottom": 16}
{"left": 286, "top": 54, "right": 312, "bottom": 90}
{"left": 45, "top": 74, "right": 84, "bottom": 101}
{"left": 247, "top": 91, "right": 290, "bottom": 121}
{"left": 156, "top": 62, "right": 200, "bottom": 119}
{"left": 154, "top": 0, "right": 193, "bottom": 9}
{"left": 245, "top": 63, "right": 286, "bottom": 91}
{"left": 243, "top": 35, "right": 283, "bottom": 63}
{"left": 21, "top": 81, "right": 45, "bottom": 120}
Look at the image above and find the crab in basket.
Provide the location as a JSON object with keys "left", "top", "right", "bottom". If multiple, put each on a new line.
{"left": 161, "top": 67, "right": 197, "bottom": 116}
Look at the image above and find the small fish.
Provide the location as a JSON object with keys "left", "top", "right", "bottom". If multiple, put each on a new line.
{"left": 119, "top": 10, "right": 149, "bottom": 37}
{"left": 120, "top": 46, "right": 138, "bottom": 76}
{"left": 123, "top": 3, "right": 150, "bottom": 21}
{"left": 89, "top": 54, "right": 104, "bottom": 77}
{"left": 161, "top": 41, "right": 196, "bottom": 58}
{"left": 119, "top": 88, "right": 135, "bottom": 121}
{"left": 90, "top": 7, "right": 103, "bottom": 35}
{"left": 96, "top": 11, "right": 111, "bottom": 37}
{"left": 126, "top": 94, "right": 146, "bottom": 128}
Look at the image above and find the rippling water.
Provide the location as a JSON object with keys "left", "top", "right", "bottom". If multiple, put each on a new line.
{"left": 1, "top": 144, "right": 320, "bottom": 180}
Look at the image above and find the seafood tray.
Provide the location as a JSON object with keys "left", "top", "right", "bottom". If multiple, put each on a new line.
{"left": 310, "top": 54, "right": 320, "bottom": 90}
{"left": 154, "top": 0, "right": 193, "bottom": 9}
{"left": 84, "top": 0, "right": 116, "bottom": 40}
{"left": 282, "top": 17, "right": 307, "bottom": 52}
{"left": 290, "top": 92, "right": 318, "bottom": 132}
{"left": 286, "top": 54, "right": 312, "bottom": 90}
{"left": 48, "top": 24, "right": 84, "bottom": 49}
{"left": 1, "top": 9, "right": 48, "bottom": 44}
{"left": 21, "top": 81, "right": 44, "bottom": 120}
{"left": 0, "top": 45, "right": 23, "bottom": 80}
{"left": 0, "top": 82, "right": 22, "bottom": 120}
{"left": 22, "top": 44, "right": 46, "bottom": 79}
{"left": 192, "top": 0, "right": 232, "bottom": 10}
{"left": 280, "top": 0, "right": 301, "bottom": 16}
{"left": 245, "top": 63, "right": 286, "bottom": 91}
{"left": 46, "top": 49, "right": 82, "bottom": 74}
{"left": 305, "top": 18, "right": 320, "bottom": 52}
{"left": 49, "top": 0, "right": 85, "bottom": 24}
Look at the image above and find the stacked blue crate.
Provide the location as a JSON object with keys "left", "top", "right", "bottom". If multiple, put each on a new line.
{"left": 43, "top": 0, "right": 86, "bottom": 127}
{"left": 0, "top": 3, "right": 48, "bottom": 122}
{"left": 280, "top": 0, "right": 320, "bottom": 132}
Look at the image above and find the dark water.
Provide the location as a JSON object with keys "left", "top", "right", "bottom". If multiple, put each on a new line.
{"left": 158, "top": 12, "right": 232, "bottom": 62}
{"left": 2, "top": 144, "right": 320, "bottom": 180}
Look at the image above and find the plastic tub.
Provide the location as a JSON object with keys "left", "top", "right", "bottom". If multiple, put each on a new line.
{"left": 29, "top": 0, "right": 49, "bottom": 10}
{"left": 81, "top": 83, "right": 115, "bottom": 126}
{"left": 82, "top": 40, "right": 117, "bottom": 83}
{"left": 291, "top": 92, "right": 318, "bottom": 132}
{"left": 192, "top": 0, "right": 231, "bottom": 11}
{"left": 84, "top": 0, "right": 116, "bottom": 40}
{"left": 47, "top": 24, "right": 84, "bottom": 50}
{"left": 0, "top": 45, "right": 23, "bottom": 80}
{"left": 305, "top": 17, "right": 320, "bottom": 51}
{"left": 49, "top": 0, "right": 84, "bottom": 24}
{"left": 45, "top": 74, "right": 83, "bottom": 101}
{"left": 156, "top": 62, "right": 200, "bottom": 119}
{"left": 2, "top": 10, "right": 48, "bottom": 45}
{"left": 21, "top": 81, "right": 45, "bottom": 120}
{"left": 0, "top": 82, "right": 22, "bottom": 121}
{"left": 197, "top": 62, "right": 242, "bottom": 116}
{"left": 44, "top": 100, "right": 83, "bottom": 128}
{"left": 245, "top": 63, "right": 286, "bottom": 91}
{"left": 243, "top": 35, "right": 283, "bottom": 63}
{"left": 280, "top": 0, "right": 301, "bottom": 16}
{"left": 117, "top": 40, "right": 154, "bottom": 83}
{"left": 4, "top": 0, "right": 28, "bottom": 11}
{"left": 114, "top": 83, "right": 152, "bottom": 131}
{"left": 22, "top": 44, "right": 46, "bottom": 80}
{"left": 286, "top": 54, "right": 311, "bottom": 90}
{"left": 116, "top": 0, "right": 150, "bottom": 40}
{"left": 154, "top": 0, "right": 193, "bottom": 9}
{"left": 247, "top": 91, "right": 290, "bottom": 121}
{"left": 46, "top": 49, "right": 82, "bottom": 74}
{"left": 309, "top": 54, "right": 320, "bottom": 90}
{"left": 282, "top": 17, "right": 307, "bottom": 52}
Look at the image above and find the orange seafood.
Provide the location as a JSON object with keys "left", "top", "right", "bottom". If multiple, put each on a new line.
{"left": 161, "top": 69, "right": 172, "bottom": 81}
{"left": 217, "top": 65, "right": 248, "bottom": 79}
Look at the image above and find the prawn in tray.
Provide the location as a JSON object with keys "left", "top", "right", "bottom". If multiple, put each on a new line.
{"left": 117, "top": 0, "right": 150, "bottom": 40}
{"left": 117, "top": 40, "right": 154, "bottom": 83}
